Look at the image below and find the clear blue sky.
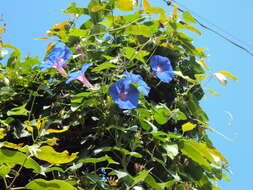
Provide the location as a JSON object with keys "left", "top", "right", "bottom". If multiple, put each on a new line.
{"left": 1, "top": 1, "right": 252, "bottom": 189}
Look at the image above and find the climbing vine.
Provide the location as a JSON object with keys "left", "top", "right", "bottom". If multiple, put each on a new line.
{"left": 0, "top": 0, "right": 236, "bottom": 189}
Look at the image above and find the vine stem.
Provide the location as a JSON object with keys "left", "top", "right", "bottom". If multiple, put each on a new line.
{"left": 7, "top": 155, "right": 29, "bottom": 189}
{"left": 7, "top": 125, "right": 41, "bottom": 189}
{"left": 3, "top": 176, "right": 8, "bottom": 189}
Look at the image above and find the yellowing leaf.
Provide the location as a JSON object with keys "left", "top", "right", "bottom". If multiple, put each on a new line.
{"left": 219, "top": 71, "right": 238, "bottom": 81}
{"left": 171, "top": 4, "right": 179, "bottom": 21}
{"left": 35, "top": 146, "right": 78, "bottom": 164}
{"left": 24, "top": 121, "right": 33, "bottom": 132}
{"left": 182, "top": 122, "right": 196, "bottom": 133}
{"left": 143, "top": 0, "right": 151, "bottom": 9}
{"left": 46, "top": 138, "right": 59, "bottom": 146}
{"left": 35, "top": 37, "right": 49, "bottom": 40}
{"left": 46, "top": 126, "right": 69, "bottom": 133}
{"left": 184, "top": 24, "right": 201, "bottom": 35}
{"left": 161, "top": 42, "right": 175, "bottom": 48}
{"left": 36, "top": 119, "right": 45, "bottom": 130}
{"left": 208, "top": 89, "right": 221, "bottom": 97}
{"left": 46, "top": 42, "right": 55, "bottom": 55}
{"left": 0, "top": 26, "right": 6, "bottom": 34}
{"left": 0, "top": 129, "right": 7, "bottom": 139}
{"left": 91, "top": 5, "right": 105, "bottom": 12}
{"left": 116, "top": 0, "right": 133, "bottom": 12}
{"left": 0, "top": 141, "right": 23, "bottom": 150}
{"left": 196, "top": 59, "right": 209, "bottom": 70}
{"left": 208, "top": 147, "right": 228, "bottom": 166}
{"left": 0, "top": 43, "right": 18, "bottom": 50}
{"left": 53, "top": 21, "right": 71, "bottom": 31}
{"left": 182, "top": 11, "right": 196, "bottom": 24}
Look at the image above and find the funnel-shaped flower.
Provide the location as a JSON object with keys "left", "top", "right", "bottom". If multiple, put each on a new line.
{"left": 123, "top": 72, "right": 150, "bottom": 96}
{"left": 66, "top": 64, "right": 92, "bottom": 87}
{"left": 109, "top": 78, "right": 139, "bottom": 109}
{"left": 39, "top": 46, "right": 72, "bottom": 75}
{"left": 150, "top": 55, "right": 175, "bottom": 83}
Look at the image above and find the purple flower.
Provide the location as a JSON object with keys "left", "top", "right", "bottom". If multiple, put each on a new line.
{"left": 66, "top": 64, "right": 92, "bottom": 87}
{"left": 109, "top": 78, "right": 140, "bottom": 109}
{"left": 150, "top": 55, "right": 175, "bottom": 83}
{"left": 39, "top": 46, "right": 72, "bottom": 75}
{"left": 123, "top": 72, "right": 150, "bottom": 96}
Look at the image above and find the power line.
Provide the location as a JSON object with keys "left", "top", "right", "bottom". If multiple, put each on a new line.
{"left": 163, "top": 0, "right": 253, "bottom": 57}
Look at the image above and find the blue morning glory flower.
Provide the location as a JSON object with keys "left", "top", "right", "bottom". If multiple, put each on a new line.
{"left": 150, "top": 55, "right": 175, "bottom": 83}
{"left": 109, "top": 78, "right": 140, "bottom": 109}
{"left": 123, "top": 72, "right": 150, "bottom": 96}
{"left": 39, "top": 46, "right": 72, "bottom": 75}
{"left": 66, "top": 64, "right": 92, "bottom": 87}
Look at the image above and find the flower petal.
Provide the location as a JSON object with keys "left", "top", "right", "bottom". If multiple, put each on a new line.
{"left": 66, "top": 71, "right": 81, "bottom": 84}
{"left": 150, "top": 55, "right": 175, "bottom": 83}
{"left": 109, "top": 78, "right": 139, "bottom": 109}
{"left": 39, "top": 62, "right": 54, "bottom": 71}
{"left": 155, "top": 71, "right": 174, "bottom": 83}
{"left": 123, "top": 72, "right": 150, "bottom": 96}
{"left": 81, "top": 64, "right": 92, "bottom": 73}
{"left": 46, "top": 46, "right": 72, "bottom": 67}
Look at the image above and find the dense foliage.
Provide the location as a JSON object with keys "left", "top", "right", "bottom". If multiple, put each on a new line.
{"left": 0, "top": 0, "right": 237, "bottom": 189}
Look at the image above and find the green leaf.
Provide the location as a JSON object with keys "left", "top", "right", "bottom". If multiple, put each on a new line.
{"left": 186, "top": 93, "right": 208, "bottom": 122}
{"left": 180, "top": 141, "right": 211, "bottom": 169}
{"left": 145, "top": 174, "right": 164, "bottom": 190}
{"left": 116, "top": 0, "right": 133, "bottom": 12}
{"left": 131, "top": 170, "right": 149, "bottom": 187}
{"left": 26, "top": 179, "right": 76, "bottom": 190}
{"left": 122, "top": 47, "right": 149, "bottom": 63}
{"left": 194, "top": 74, "right": 207, "bottom": 81}
{"left": 92, "top": 62, "right": 117, "bottom": 72}
{"left": 62, "top": 3, "right": 88, "bottom": 15}
{"left": 35, "top": 146, "right": 78, "bottom": 164}
{"left": 182, "top": 122, "right": 197, "bottom": 133}
{"left": 184, "top": 140, "right": 221, "bottom": 166}
{"left": 109, "top": 170, "right": 129, "bottom": 179}
{"left": 154, "top": 107, "right": 171, "bottom": 125}
{"left": 94, "top": 146, "right": 142, "bottom": 158}
{"left": 0, "top": 163, "right": 13, "bottom": 177}
{"left": 44, "top": 167, "right": 65, "bottom": 174}
{"left": 69, "top": 28, "right": 88, "bottom": 37}
{"left": 7, "top": 48, "right": 20, "bottom": 68}
{"left": 173, "top": 109, "right": 187, "bottom": 121}
{"left": 79, "top": 155, "right": 119, "bottom": 165}
{"left": 71, "top": 92, "right": 92, "bottom": 104}
{"left": 7, "top": 104, "right": 29, "bottom": 116}
{"left": 182, "top": 11, "right": 196, "bottom": 24}
{"left": 174, "top": 71, "right": 196, "bottom": 83}
{"left": 144, "top": 7, "right": 166, "bottom": 15}
{"left": 124, "top": 24, "right": 154, "bottom": 37}
{"left": 0, "top": 148, "right": 41, "bottom": 173}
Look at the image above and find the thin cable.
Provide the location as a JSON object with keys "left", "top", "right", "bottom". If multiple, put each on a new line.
{"left": 173, "top": 0, "right": 253, "bottom": 50}
{"left": 164, "top": 0, "right": 253, "bottom": 57}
